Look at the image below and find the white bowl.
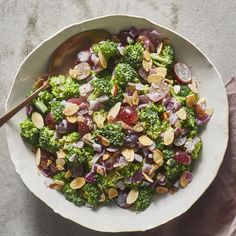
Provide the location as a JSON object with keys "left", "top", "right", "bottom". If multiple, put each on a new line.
{"left": 5, "top": 15, "right": 228, "bottom": 232}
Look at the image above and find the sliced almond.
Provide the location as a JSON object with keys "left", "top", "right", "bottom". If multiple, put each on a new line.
{"left": 126, "top": 189, "right": 139, "bottom": 204}
{"left": 98, "top": 51, "right": 107, "bottom": 69}
{"left": 46, "top": 160, "right": 52, "bottom": 167}
{"left": 97, "top": 135, "right": 110, "bottom": 147}
{"left": 131, "top": 90, "right": 139, "bottom": 106}
{"left": 70, "top": 177, "right": 85, "bottom": 189}
{"left": 82, "top": 133, "right": 93, "bottom": 145}
{"left": 186, "top": 94, "right": 196, "bottom": 107}
{"left": 111, "top": 84, "right": 118, "bottom": 97}
{"left": 100, "top": 193, "right": 106, "bottom": 202}
{"left": 124, "top": 94, "right": 132, "bottom": 106}
{"left": 175, "top": 120, "right": 182, "bottom": 128}
{"left": 56, "top": 149, "right": 66, "bottom": 159}
{"left": 53, "top": 184, "right": 63, "bottom": 191}
{"left": 102, "top": 153, "right": 110, "bottom": 161}
{"left": 56, "top": 158, "right": 65, "bottom": 167}
{"left": 142, "top": 59, "right": 153, "bottom": 72}
{"left": 69, "top": 68, "right": 79, "bottom": 79}
{"left": 56, "top": 165, "right": 64, "bottom": 171}
{"left": 32, "top": 112, "right": 44, "bottom": 129}
{"left": 139, "top": 135, "right": 154, "bottom": 146}
{"left": 163, "top": 78, "right": 174, "bottom": 85}
{"left": 156, "top": 187, "right": 168, "bottom": 194}
{"left": 162, "top": 112, "right": 169, "bottom": 120}
{"left": 188, "top": 83, "right": 199, "bottom": 94}
{"left": 156, "top": 67, "right": 167, "bottom": 78}
{"left": 142, "top": 172, "right": 154, "bottom": 183}
{"left": 77, "top": 115, "right": 85, "bottom": 122}
{"left": 96, "top": 166, "right": 106, "bottom": 176}
{"left": 66, "top": 115, "right": 77, "bottom": 123}
{"left": 147, "top": 74, "right": 164, "bottom": 84}
{"left": 163, "top": 129, "right": 175, "bottom": 145}
{"left": 107, "top": 102, "right": 121, "bottom": 122}
{"left": 153, "top": 149, "right": 163, "bottom": 165}
{"left": 108, "top": 188, "right": 119, "bottom": 199}
{"left": 149, "top": 165, "right": 159, "bottom": 175}
{"left": 35, "top": 148, "right": 41, "bottom": 166}
{"left": 133, "top": 123, "right": 143, "bottom": 132}
{"left": 122, "top": 148, "right": 135, "bottom": 162}
{"left": 65, "top": 170, "right": 72, "bottom": 179}
{"left": 169, "top": 186, "right": 178, "bottom": 194}
{"left": 156, "top": 42, "right": 163, "bottom": 54}
{"left": 53, "top": 179, "right": 65, "bottom": 186}
{"left": 63, "top": 103, "right": 79, "bottom": 116}
{"left": 205, "top": 107, "right": 214, "bottom": 116}
{"left": 176, "top": 107, "right": 187, "bottom": 120}
{"left": 143, "top": 49, "right": 151, "bottom": 61}
{"left": 173, "top": 85, "right": 181, "bottom": 94}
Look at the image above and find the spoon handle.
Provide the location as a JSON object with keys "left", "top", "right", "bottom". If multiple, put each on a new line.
{"left": 0, "top": 81, "right": 49, "bottom": 128}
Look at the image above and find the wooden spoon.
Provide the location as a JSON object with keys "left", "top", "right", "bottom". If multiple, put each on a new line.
{"left": 0, "top": 30, "right": 111, "bottom": 128}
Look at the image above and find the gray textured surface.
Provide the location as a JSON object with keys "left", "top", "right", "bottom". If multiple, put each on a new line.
{"left": 0, "top": 0, "right": 235, "bottom": 235}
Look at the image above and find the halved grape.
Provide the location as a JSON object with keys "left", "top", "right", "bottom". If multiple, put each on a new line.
{"left": 174, "top": 62, "right": 192, "bottom": 84}
{"left": 118, "top": 106, "right": 139, "bottom": 125}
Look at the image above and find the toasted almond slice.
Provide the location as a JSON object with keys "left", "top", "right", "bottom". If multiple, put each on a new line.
{"left": 57, "top": 149, "right": 66, "bottom": 159}
{"left": 163, "top": 129, "right": 175, "bottom": 145}
{"left": 173, "top": 85, "right": 181, "bottom": 94}
{"left": 162, "top": 111, "right": 169, "bottom": 120}
{"left": 176, "top": 107, "right": 187, "bottom": 120}
{"left": 32, "top": 112, "right": 44, "bottom": 129}
{"left": 175, "top": 120, "right": 182, "bottom": 128}
{"left": 156, "top": 42, "right": 163, "bottom": 54}
{"left": 96, "top": 166, "right": 106, "bottom": 176}
{"left": 156, "top": 187, "right": 168, "bottom": 194}
{"left": 205, "top": 107, "right": 214, "bottom": 116}
{"left": 56, "top": 165, "right": 64, "bottom": 171}
{"left": 156, "top": 67, "right": 167, "bottom": 78}
{"left": 122, "top": 148, "right": 135, "bottom": 162}
{"left": 98, "top": 51, "right": 107, "bottom": 69}
{"left": 124, "top": 94, "right": 132, "bottom": 106}
{"left": 169, "top": 186, "right": 178, "bottom": 194}
{"left": 102, "top": 153, "right": 110, "bottom": 161}
{"left": 131, "top": 90, "right": 139, "bottom": 106}
{"left": 142, "top": 59, "right": 153, "bottom": 72}
{"left": 100, "top": 193, "right": 106, "bottom": 202}
{"left": 111, "top": 84, "right": 118, "bottom": 96}
{"left": 53, "top": 179, "right": 65, "bottom": 186}
{"left": 142, "top": 172, "right": 154, "bottom": 183}
{"left": 66, "top": 115, "right": 77, "bottom": 123}
{"left": 53, "top": 184, "right": 63, "bottom": 191}
{"left": 108, "top": 188, "right": 119, "bottom": 199}
{"left": 46, "top": 160, "right": 52, "bottom": 167}
{"left": 56, "top": 158, "right": 65, "bottom": 167}
{"left": 188, "top": 84, "right": 199, "bottom": 94}
{"left": 69, "top": 68, "right": 79, "bottom": 79}
{"left": 126, "top": 189, "right": 139, "bottom": 204}
{"left": 63, "top": 103, "right": 79, "bottom": 116}
{"left": 97, "top": 135, "right": 110, "bottom": 147}
{"left": 147, "top": 74, "right": 164, "bottom": 84}
{"left": 35, "top": 147, "right": 41, "bottom": 166}
{"left": 70, "top": 177, "right": 85, "bottom": 189}
{"left": 77, "top": 115, "right": 85, "bottom": 122}
{"left": 163, "top": 78, "right": 174, "bottom": 85}
{"left": 82, "top": 133, "right": 93, "bottom": 145}
{"left": 107, "top": 102, "right": 121, "bottom": 122}
{"left": 153, "top": 149, "right": 163, "bottom": 165}
{"left": 133, "top": 123, "right": 143, "bottom": 132}
{"left": 65, "top": 170, "right": 72, "bottom": 179}
{"left": 186, "top": 94, "right": 196, "bottom": 107}
{"left": 139, "top": 135, "right": 154, "bottom": 146}
{"left": 149, "top": 165, "right": 159, "bottom": 175}
{"left": 143, "top": 49, "right": 151, "bottom": 61}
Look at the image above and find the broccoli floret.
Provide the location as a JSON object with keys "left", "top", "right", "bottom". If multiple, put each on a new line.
{"left": 192, "top": 139, "right": 202, "bottom": 159}
{"left": 93, "top": 123, "right": 125, "bottom": 147}
{"left": 39, "top": 127, "right": 60, "bottom": 153}
{"left": 121, "top": 43, "right": 144, "bottom": 68}
{"left": 93, "top": 109, "right": 107, "bottom": 128}
{"left": 92, "top": 40, "right": 118, "bottom": 60}
{"left": 53, "top": 171, "right": 67, "bottom": 182}
{"left": 134, "top": 188, "right": 153, "bottom": 211}
{"left": 83, "top": 183, "right": 102, "bottom": 207}
{"left": 60, "top": 132, "right": 80, "bottom": 146}
{"left": 121, "top": 162, "right": 143, "bottom": 178}
{"left": 49, "top": 75, "right": 79, "bottom": 100}
{"left": 139, "top": 104, "right": 168, "bottom": 140}
{"left": 50, "top": 101, "right": 64, "bottom": 122}
{"left": 20, "top": 119, "right": 39, "bottom": 145}
{"left": 163, "top": 149, "right": 174, "bottom": 161}
{"left": 178, "top": 85, "right": 193, "bottom": 97}
{"left": 96, "top": 171, "right": 123, "bottom": 188}
{"left": 113, "top": 63, "right": 140, "bottom": 87}
{"left": 33, "top": 90, "right": 54, "bottom": 114}
{"left": 170, "top": 85, "right": 194, "bottom": 105}
{"left": 63, "top": 184, "right": 86, "bottom": 206}
{"left": 151, "top": 45, "right": 174, "bottom": 69}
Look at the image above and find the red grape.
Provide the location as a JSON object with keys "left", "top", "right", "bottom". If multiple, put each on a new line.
{"left": 175, "top": 151, "right": 191, "bottom": 165}
{"left": 77, "top": 121, "right": 90, "bottom": 137}
{"left": 118, "top": 106, "right": 138, "bottom": 125}
{"left": 67, "top": 98, "right": 88, "bottom": 109}
{"left": 45, "top": 112, "right": 56, "bottom": 129}
{"left": 174, "top": 62, "right": 192, "bottom": 84}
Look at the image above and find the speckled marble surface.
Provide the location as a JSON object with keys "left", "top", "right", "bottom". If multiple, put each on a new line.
{"left": 0, "top": 1, "right": 235, "bottom": 235}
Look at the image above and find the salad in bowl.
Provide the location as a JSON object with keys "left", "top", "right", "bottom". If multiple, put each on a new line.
{"left": 19, "top": 27, "right": 213, "bottom": 211}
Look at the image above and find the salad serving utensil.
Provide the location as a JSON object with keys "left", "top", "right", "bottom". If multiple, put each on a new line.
{"left": 0, "top": 30, "right": 111, "bottom": 128}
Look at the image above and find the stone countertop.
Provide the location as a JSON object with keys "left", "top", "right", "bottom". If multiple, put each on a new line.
{"left": 0, "top": 0, "right": 235, "bottom": 235}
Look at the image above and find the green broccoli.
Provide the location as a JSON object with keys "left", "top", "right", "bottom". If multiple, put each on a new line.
{"left": 162, "top": 149, "right": 174, "bottom": 161}
{"left": 121, "top": 162, "right": 143, "bottom": 178}
{"left": 49, "top": 75, "right": 79, "bottom": 100}
{"left": 92, "top": 40, "right": 118, "bottom": 60}
{"left": 53, "top": 171, "right": 67, "bottom": 182}
{"left": 63, "top": 184, "right": 86, "bottom": 206}
{"left": 39, "top": 127, "right": 60, "bottom": 153}
{"left": 83, "top": 183, "right": 102, "bottom": 207}
{"left": 20, "top": 119, "right": 39, "bottom": 145}
{"left": 96, "top": 171, "right": 123, "bottom": 189}
{"left": 93, "top": 109, "right": 107, "bottom": 128}
{"left": 134, "top": 188, "right": 153, "bottom": 211}
{"left": 93, "top": 123, "right": 125, "bottom": 147}
{"left": 121, "top": 42, "right": 144, "bottom": 68}
{"left": 50, "top": 101, "right": 64, "bottom": 122}
{"left": 151, "top": 45, "right": 174, "bottom": 69}
{"left": 33, "top": 90, "right": 54, "bottom": 114}
{"left": 113, "top": 63, "right": 140, "bottom": 87}
{"left": 59, "top": 132, "right": 80, "bottom": 146}
{"left": 192, "top": 139, "right": 202, "bottom": 159}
